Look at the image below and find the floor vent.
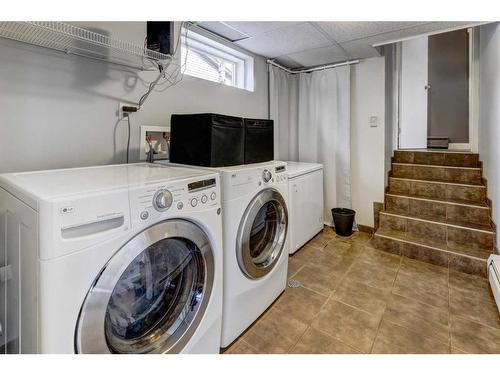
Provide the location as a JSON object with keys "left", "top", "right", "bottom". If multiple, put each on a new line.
{"left": 287, "top": 279, "right": 301, "bottom": 288}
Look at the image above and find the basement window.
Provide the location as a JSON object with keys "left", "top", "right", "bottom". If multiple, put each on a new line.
{"left": 181, "top": 29, "right": 254, "bottom": 91}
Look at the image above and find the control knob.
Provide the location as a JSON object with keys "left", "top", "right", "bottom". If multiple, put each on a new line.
{"left": 262, "top": 169, "right": 272, "bottom": 183}
{"left": 153, "top": 189, "right": 173, "bottom": 211}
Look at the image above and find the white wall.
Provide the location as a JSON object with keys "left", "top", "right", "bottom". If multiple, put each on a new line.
{"left": 0, "top": 22, "right": 268, "bottom": 173}
{"left": 479, "top": 22, "right": 500, "bottom": 248}
{"left": 0, "top": 22, "right": 388, "bottom": 230}
{"left": 350, "top": 57, "right": 386, "bottom": 227}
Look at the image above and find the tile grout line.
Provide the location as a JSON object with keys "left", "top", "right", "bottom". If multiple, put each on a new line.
{"left": 374, "top": 232, "right": 490, "bottom": 262}
{"left": 318, "top": 236, "right": 405, "bottom": 353}
{"left": 296, "top": 235, "right": 369, "bottom": 353}
{"left": 238, "top": 338, "right": 260, "bottom": 353}
{"left": 285, "top": 235, "right": 344, "bottom": 353}
{"left": 287, "top": 324, "right": 309, "bottom": 354}
{"left": 287, "top": 263, "right": 306, "bottom": 280}
{"left": 389, "top": 176, "right": 486, "bottom": 188}
{"left": 380, "top": 210, "right": 495, "bottom": 234}
{"left": 392, "top": 162, "right": 481, "bottom": 170}
{"left": 244, "top": 230, "right": 497, "bottom": 354}
{"left": 385, "top": 192, "right": 490, "bottom": 209}
{"left": 447, "top": 258, "right": 452, "bottom": 353}
{"left": 369, "top": 251, "right": 403, "bottom": 353}
{"left": 389, "top": 256, "right": 456, "bottom": 350}
{"left": 285, "top": 233, "right": 357, "bottom": 353}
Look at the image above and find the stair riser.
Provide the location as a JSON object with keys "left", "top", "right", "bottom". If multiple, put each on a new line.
{"left": 393, "top": 151, "right": 479, "bottom": 167}
{"left": 389, "top": 178, "right": 487, "bottom": 203}
{"left": 448, "top": 227, "right": 495, "bottom": 251}
{"left": 385, "top": 195, "right": 491, "bottom": 226}
{"left": 392, "top": 164, "right": 482, "bottom": 184}
{"left": 447, "top": 205, "right": 491, "bottom": 226}
{"left": 378, "top": 213, "right": 495, "bottom": 250}
{"left": 371, "top": 235, "right": 487, "bottom": 277}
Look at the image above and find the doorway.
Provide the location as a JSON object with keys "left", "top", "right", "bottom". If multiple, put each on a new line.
{"left": 398, "top": 29, "right": 471, "bottom": 150}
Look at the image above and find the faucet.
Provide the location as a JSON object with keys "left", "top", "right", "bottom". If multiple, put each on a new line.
{"left": 146, "top": 134, "right": 156, "bottom": 163}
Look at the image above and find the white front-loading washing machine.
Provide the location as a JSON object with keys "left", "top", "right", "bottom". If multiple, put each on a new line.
{"left": 161, "top": 161, "right": 290, "bottom": 348}
{"left": 0, "top": 163, "right": 223, "bottom": 354}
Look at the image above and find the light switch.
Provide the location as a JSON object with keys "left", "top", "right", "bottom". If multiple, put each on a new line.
{"left": 369, "top": 116, "right": 378, "bottom": 127}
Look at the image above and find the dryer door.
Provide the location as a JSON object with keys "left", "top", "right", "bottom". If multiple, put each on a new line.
{"left": 236, "top": 188, "right": 288, "bottom": 279}
{"left": 75, "top": 219, "right": 214, "bottom": 354}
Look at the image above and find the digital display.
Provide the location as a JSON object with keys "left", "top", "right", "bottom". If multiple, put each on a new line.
{"left": 275, "top": 165, "right": 286, "bottom": 173}
{"left": 188, "top": 178, "right": 216, "bottom": 192}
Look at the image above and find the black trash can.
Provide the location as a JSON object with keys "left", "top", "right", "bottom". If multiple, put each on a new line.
{"left": 331, "top": 208, "right": 356, "bottom": 237}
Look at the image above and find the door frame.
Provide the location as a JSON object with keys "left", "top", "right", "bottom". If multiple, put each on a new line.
{"left": 398, "top": 36, "right": 429, "bottom": 149}
{"left": 396, "top": 27, "right": 479, "bottom": 152}
{"left": 468, "top": 27, "right": 480, "bottom": 153}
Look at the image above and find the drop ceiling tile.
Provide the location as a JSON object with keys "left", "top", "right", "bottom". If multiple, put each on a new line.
{"left": 235, "top": 22, "right": 331, "bottom": 58}
{"left": 362, "top": 21, "right": 478, "bottom": 46}
{"left": 197, "top": 21, "right": 249, "bottom": 42}
{"left": 273, "top": 55, "right": 304, "bottom": 69}
{"left": 340, "top": 40, "right": 381, "bottom": 60}
{"left": 315, "top": 22, "right": 428, "bottom": 43}
{"left": 224, "top": 22, "right": 302, "bottom": 37}
{"left": 286, "top": 45, "right": 349, "bottom": 67}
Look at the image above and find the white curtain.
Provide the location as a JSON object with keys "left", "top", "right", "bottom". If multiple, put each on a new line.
{"left": 269, "top": 65, "right": 351, "bottom": 224}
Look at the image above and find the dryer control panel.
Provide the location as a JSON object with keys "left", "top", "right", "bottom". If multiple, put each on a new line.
{"left": 129, "top": 174, "right": 220, "bottom": 226}
{"left": 221, "top": 161, "right": 288, "bottom": 201}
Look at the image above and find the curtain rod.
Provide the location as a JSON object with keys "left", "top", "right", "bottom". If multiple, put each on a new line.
{"left": 267, "top": 58, "right": 359, "bottom": 74}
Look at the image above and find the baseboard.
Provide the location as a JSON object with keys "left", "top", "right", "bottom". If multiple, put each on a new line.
{"left": 357, "top": 224, "right": 374, "bottom": 234}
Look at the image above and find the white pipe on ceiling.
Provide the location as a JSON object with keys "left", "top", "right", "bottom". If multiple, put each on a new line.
{"left": 267, "top": 58, "right": 360, "bottom": 74}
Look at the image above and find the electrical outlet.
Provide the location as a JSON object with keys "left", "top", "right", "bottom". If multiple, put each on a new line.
{"left": 118, "top": 102, "right": 136, "bottom": 120}
{"left": 369, "top": 116, "right": 378, "bottom": 127}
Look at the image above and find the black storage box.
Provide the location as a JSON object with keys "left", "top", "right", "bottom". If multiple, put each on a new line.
{"left": 244, "top": 118, "right": 274, "bottom": 164}
{"left": 170, "top": 113, "right": 245, "bottom": 167}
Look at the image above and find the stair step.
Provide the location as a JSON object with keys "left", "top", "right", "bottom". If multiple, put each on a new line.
{"left": 392, "top": 163, "right": 482, "bottom": 184}
{"left": 389, "top": 177, "right": 487, "bottom": 203}
{"left": 372, "top": 228, "right": 489, "bottom": 277}
{"left": 374, "top": 227, "right": 492, "bottom": 260}
{"left": 385, "top": 193, "right": 491, "bottom": 226}
{"left": 378, "top": 211, "right": 495, "bottom": 253}
{"left": 394, "top": 150, "right": 479, "bottom": 167}
{"left": 385, "top": 192, "right": 489, "bottom": 208}
{"left": 380, "top": 210, "right": 494, "bottom": 233}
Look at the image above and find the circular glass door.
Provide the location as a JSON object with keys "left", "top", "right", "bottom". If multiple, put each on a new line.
{"left": 236, "top": 188, "right": 288, "bottom": 279}
{"left": 75, "top": 219, "right": 214, "bottom": 354}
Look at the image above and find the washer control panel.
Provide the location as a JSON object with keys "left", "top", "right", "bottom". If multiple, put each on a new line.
{"left": 129, "top": 175, "right": 220, "bottom": 224}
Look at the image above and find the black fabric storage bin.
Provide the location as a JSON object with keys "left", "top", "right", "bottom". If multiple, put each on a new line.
{"left": 170, "top": 113, "right": 245, "bottom": 167}
{"left": 244, "top": 118, "right": 274, "bottom": 164}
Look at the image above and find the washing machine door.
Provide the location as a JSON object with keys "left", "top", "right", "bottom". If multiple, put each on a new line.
{"left": 75, "top": 219, "right": 214, "bottom": 354}
{"left": 236, "top": 188, "right": 288, "bottom": 279}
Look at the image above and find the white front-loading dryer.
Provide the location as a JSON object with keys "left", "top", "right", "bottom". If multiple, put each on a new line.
{"left": 0, "top": 163, "right": 223, "bottom": 354}
{"left": 218, "top": 161, "right": 289, "bottom": 347}
{"left": 162, "top": 161, "right": 290, "bottom": 348}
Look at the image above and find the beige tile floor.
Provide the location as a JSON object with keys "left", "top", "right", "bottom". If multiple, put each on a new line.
{"left": 223, "top": 228, "right": 500, "bottom": 354}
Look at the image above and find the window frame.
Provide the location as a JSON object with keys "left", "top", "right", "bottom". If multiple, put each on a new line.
{"left": 180, "top": 28, "right": 254, "bottom": 92}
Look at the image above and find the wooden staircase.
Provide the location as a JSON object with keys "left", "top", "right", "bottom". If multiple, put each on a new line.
{"left": 371, "top": 150, "right": 497, "bottom": 277}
